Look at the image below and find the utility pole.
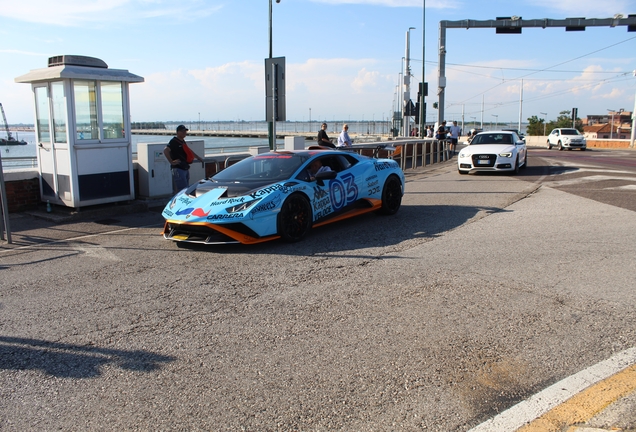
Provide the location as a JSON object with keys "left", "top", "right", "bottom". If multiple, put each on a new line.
{"left": 419, "top": 0, "right": 426, "bottom": 138}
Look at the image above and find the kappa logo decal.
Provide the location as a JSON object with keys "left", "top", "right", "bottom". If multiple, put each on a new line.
{"left": 176, "top": 207, "right": 195, "bottom": 216}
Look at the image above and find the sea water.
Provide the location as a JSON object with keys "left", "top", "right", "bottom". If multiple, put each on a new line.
{"left": 0, "top": 131, "right": 276, "bottom": 169}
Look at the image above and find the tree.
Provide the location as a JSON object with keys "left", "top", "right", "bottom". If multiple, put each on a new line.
{"left": 553, "top": 110, "right": 584, "bottom": 132}
{"left": 526, "top": 115, "right": 544, "bottom": 136}
{"left": 527, "top": 110, "right": 583, "bottom": 135}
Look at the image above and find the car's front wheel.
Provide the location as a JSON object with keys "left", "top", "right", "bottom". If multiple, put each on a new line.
{"left": 510, "top": 156, "right": 520, "bottom": 175}
{"left": 277, "top": 193, "right": 312, "bottom": 242}
{"left": 546, "top": 140, "right": 552, "bottom": 150}
{"left": 558, "top": 141, "right": 563, "bottom": 151}
{"left": 377, "top": 175, "right": 402, "bottom": 215}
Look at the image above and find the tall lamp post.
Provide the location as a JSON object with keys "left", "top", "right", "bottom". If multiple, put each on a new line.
{"left": 492, "top": 114, "right": 498, "bottom": 130}
{"left": 267, "top": 0, "right": 281, "bottom": 150}
{"left": 419, "top": 0, "right": 426, "bottom": 138}
{"left": 403, "top": 28, "right": 415, "bottom": 137}
{"left": 540, "top": 112, "right": 547, "bottom": 136}
{"left": 631, "top": 70, "right": 636, "bottom": 148}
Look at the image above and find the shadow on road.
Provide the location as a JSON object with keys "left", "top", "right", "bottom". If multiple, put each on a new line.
{"left": 0, "top": 336, "right": 176, "bottom": 378}
{"left": 172, "top": 203, "right": 511, "bottom": 256}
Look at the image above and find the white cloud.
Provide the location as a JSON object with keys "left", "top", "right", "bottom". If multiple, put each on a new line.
{"left": 0, "top": 0, "right": 222, "bottom": 26}
{"left": 129, "top": 58, "right": 397, "bottom": 121}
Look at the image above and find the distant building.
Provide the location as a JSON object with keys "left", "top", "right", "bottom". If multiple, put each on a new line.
{"left": 584, "top": 111, "right": 632, "bottom": 139}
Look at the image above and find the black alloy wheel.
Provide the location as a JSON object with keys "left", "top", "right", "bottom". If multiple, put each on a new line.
{"left": 277, "top": 193, "right": 312, "bottom": 242}
{"left": 377, "top": 175, "right": 402, "bottom": 215}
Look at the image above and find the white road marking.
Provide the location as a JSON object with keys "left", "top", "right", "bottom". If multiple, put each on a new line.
{"left": 75, "top": 244, "right": 122, "bottom": 261}
{"left": 468, "top": 347, "right": 636, "bottom": 432}
{"left": 548, "top": 175, "right": 636, "bottom": 187}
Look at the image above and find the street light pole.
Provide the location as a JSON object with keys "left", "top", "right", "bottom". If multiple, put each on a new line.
{"left": 607, "top": 109, "right": 614, "bottom": 140}
{"left": 540, "top": 112, "right": 547, "bottom": 136}
{"left": 492, "top": 114, "right": 498, "bottom": 130}
{"left": 631, "top": 70, "right": 636, "bottom": 148}
{"left": 419, "top": 0, "right": 426, "bottom": 138}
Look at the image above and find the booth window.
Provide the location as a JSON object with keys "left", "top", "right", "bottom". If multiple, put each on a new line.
{"left": 34, "top": 86, "right": 51, "bottom": 143}
{"left": 51, "top": 81, "right": 67, "bottom": 144}
{"left": 101, "top": 82, "right": 124, "bottom": 139}
{"left": 74, "top": 81, "right": 99, "bottom": 140}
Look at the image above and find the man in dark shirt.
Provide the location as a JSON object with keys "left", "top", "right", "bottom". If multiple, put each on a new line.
{"left": 163, "top": 125, "right": 204, "bottom": 193}
{"left": 317, "top": 123, "right": 335, "bottom": 147}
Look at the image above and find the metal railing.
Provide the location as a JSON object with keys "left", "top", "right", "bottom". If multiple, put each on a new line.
{"left": 0, "top": 156, "right": 39, "bottom": 170}
{"left": 359, "top": 138, "right": 451, "bottom": 170}
{"left": 1, "top": 139, "right": 452, "bottom": 174}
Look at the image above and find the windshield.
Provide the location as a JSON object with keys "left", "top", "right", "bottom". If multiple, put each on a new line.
{"left": 471, "top": 133, "right": 514, "bottom": 145}
{"left": 561, "top": 129, "right": 580, "bottom": 135}
{"left": 212, "top": 153, "right": 307, "bottom": 182}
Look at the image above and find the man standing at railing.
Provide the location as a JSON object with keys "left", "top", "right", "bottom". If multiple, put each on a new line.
{"left": 449, "top": 120, "right": 461, "bottom": 154}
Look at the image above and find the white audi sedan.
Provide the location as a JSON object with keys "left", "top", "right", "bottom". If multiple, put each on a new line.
{"left": 457, "top": 130, "right": 527, "bottom": 175}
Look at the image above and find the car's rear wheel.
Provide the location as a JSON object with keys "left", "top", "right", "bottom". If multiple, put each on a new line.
{"left": 546, "top": 140, "right": 551, "bottom": 150}
{"left": 558, "top": 141, "right": 563, "bottom": 151}
{"left": 277, "top": 193, "right": 312, "bottom": 242}
{"left": 377, "top": 175, "right": 402, "bottom": 215}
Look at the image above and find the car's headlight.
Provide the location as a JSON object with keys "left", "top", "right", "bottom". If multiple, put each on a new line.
{"left": 459, "top": 152, "right": 469, "bottom": 158}
{"left": 499, "top": 152, "right": 513, "bottom": 158}
{"left": 226, "top": 198, "right": 261, "bottom": 213}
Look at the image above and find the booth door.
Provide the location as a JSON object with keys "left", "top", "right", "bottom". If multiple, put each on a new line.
{"left": 34, "top": 85, "right": 56, "bottom": 200}
{"left": 34, "top": 82, "right": 70, "bottom": 203}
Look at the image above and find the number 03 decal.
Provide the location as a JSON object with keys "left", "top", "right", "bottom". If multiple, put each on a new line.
{"left": 329, "top": 173, "right": 358, "bottom": 211}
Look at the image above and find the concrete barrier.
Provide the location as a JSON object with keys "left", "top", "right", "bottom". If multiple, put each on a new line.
{"left": 524, "top": 135, "right": 633, "bottom": 149}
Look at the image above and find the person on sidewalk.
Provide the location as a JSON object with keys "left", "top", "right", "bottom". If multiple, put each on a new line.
{"left": 163, "top": 125, "right": 204, "bottom": 194}
{"left": 449, "top": 121, "right": 462, "bottom": 154}
{"left": 337, "top": 124, "right": 352, "bottom": 147}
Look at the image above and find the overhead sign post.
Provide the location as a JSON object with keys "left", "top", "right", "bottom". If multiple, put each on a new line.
{"left": 437, "top": 15, "right": 636, "bottom": 125}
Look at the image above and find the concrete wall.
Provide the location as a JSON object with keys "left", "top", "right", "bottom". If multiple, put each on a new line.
{"left": 524, "top": 136, "right": 633, "bottom": 149}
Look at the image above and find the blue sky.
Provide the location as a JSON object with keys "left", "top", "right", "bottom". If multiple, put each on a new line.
{"left": 1, "top": 0, "right": 635, "bottom": 127}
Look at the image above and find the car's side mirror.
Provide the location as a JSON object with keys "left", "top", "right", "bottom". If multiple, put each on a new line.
{"left": 316, "top": 170, "right": 337, "bottom": 186}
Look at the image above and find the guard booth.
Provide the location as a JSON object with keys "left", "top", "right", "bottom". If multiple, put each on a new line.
{"left": 15, "top": 55, "right": 144, "bottom": 208}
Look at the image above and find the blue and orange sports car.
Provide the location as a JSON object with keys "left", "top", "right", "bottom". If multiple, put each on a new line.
{"left": 161, "top": 146, "right": 405, "bottom": 244}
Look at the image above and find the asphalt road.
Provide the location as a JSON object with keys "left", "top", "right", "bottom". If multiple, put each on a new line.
{"left": 1, "top": 148, "right": 635, "bottom": 430}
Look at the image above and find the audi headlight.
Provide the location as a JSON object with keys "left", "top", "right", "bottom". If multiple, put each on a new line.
{"left": 226, "top": 198, "right": 261, "bottom": 213}
{"left": 499, "top": 152, "right": 513, "bottom": 158}
{"left": 459, "top": 152, "right": 470, "bottom": 158}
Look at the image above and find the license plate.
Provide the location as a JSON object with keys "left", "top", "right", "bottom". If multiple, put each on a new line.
{"left": 477, "top": 160, "right": 490, "bottom": 165}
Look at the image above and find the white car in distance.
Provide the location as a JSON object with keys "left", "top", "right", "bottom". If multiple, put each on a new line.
{"left": 458, "top": 130, "right": 527, "bottom": 175}
{"left": 547, "top": 128, "right": 587, "bottom": 151}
